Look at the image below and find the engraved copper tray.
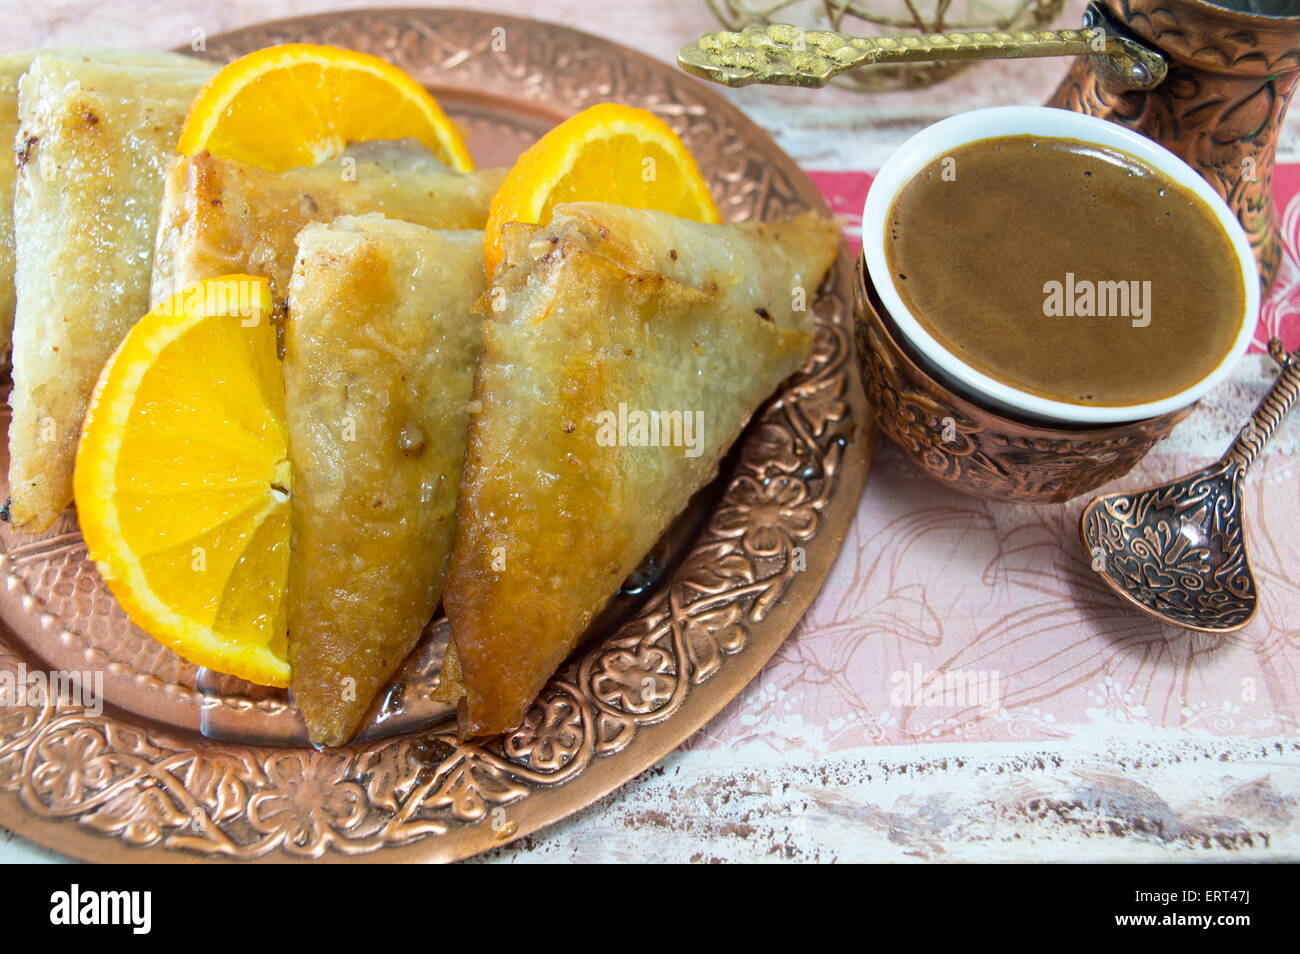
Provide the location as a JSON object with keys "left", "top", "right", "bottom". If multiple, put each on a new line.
{"left": 0, "top": 7, "right": 872, "bottom": 862}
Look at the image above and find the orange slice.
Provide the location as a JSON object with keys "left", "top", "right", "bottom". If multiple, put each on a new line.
{"left": 75, "top": 276, "right": 291, "bottom": 687}
{"left": 177, "top": 43, "right": 473, "bottom": 173}
{"left": 484, "top": 102, "right": 719, "bottom": 275}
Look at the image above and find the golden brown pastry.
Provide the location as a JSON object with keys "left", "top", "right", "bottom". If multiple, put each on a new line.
{"left": 441, "top": 202, "right": 840, "bottom": 735}
{"left": 284, "top": 214, "right": 485, "bottom": 747}
{"left": 0, "top": 48, "right": 201, "bottom": 370}
{"left": 0, "top": 52, "right": 33, "bottom": 370}
{"left": 152, "top": 142, "right": 504, "bottom": 308}
{"left": 8, "top": 52, "right": 212, "bottom": 532}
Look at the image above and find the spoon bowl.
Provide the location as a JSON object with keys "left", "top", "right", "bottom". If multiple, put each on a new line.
{"left": 1081, "top": 459, "right": 1255, "bottom": 632}
{"left": 1080, "top": 341, "right": 1298, "bottom": 632}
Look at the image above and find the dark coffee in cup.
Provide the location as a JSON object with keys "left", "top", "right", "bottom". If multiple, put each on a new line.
{"left": 885, "top": 134, "right": 1246, "bottom": 407}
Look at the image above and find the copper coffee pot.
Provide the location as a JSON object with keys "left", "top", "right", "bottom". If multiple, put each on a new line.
{"left": 679, "top": 0, "right": 1300, "bottom": 292}
{"left": 1050, "top": 0, "right": 1300, "bottom": 293}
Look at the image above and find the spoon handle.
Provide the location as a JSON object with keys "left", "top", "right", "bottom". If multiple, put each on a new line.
{"left": 1225, "top": 341, "right": 1300, "bottom": 472}
{"left": 679, "top": 24, "right": 1093, "bottom": 88}
{"left": 677, "top": 4, "right": 1165, "bottom": 91}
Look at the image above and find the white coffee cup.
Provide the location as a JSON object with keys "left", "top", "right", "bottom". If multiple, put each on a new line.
{"left": 861, "top": 106, "right": 1259, "bottom": 426}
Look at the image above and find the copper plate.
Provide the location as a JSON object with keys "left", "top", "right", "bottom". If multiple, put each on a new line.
{"left": 0, "top": 7, "right": 872, "bottom": 862}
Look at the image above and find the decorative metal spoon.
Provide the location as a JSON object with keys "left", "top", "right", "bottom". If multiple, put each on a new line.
{"left": 678, "top": 2, "right": 1167, "bottom": 94}
{"left": 1080, "top": 340, "right": 1299, "bottom": 633}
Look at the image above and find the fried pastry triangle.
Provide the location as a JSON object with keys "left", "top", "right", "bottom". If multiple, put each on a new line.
{"left": 0, "top": 53, "right": 32, "bottom": 369}
{"left": 284, "top": 214, "right": 485, "bottom": 747}
{"left": 442, "top": 202, "right": 840, "bottom": 735}
{"left": 7, "top": 52, "right": 213, "bottom": 532}
{"left": 152, "top": 142, "right": 505, "bottom": 308}
{"left": 0, "top": 49, "right": 206, "bottom": 368}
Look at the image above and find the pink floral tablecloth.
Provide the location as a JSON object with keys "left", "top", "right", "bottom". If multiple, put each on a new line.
{"left": 1, "top": 0, "right": 1296, "bottom": 864}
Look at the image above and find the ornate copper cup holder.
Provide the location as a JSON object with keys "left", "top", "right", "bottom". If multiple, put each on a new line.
{"left": 853, "top": 257, "right": 1192, "bottom": 504}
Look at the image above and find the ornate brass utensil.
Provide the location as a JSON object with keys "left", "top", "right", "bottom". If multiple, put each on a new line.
{"left": 678, "top": 2, "right": 1166, "bottom": 93}
{"left": 704, "top": 0, "right": 1070, "bottom": 92}
{"left": 1080, "top": 340, "right": 1300, "bottom": 633}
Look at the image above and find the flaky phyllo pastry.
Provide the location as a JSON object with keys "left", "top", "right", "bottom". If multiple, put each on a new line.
{"left": 0, "top": 48, "right": 203, "bottom": 370}
{"left": 441, "top": 202, "right": 840, "bottom": 736}
{"left": 152, "top": 141, "right": 505, "bottom": 308}
{"left": 7, "top": 51, "right": 213, "bottom": 532}
{"left": 0, "top": 52, "right": 33, "bottom": 370}
{"left": 285, "top": 215, "right": 485, "bottom": 747}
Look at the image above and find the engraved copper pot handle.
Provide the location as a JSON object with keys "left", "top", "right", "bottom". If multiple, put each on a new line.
{"left": 678, "top": 1, "right": 1166, "bottom": 93}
